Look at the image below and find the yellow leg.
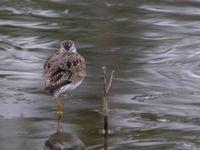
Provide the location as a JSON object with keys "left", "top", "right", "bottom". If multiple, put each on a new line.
{"left": 56, "top": 96, "right": 62, "bottom": 133}
{"left": 57, "top": 96, "right": 62, "bottom": 114}
{"left": 57, "top": 113, "right": 61, "bottom": 134}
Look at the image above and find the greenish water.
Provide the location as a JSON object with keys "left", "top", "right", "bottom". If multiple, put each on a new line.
{"left": 1, "top": 0, "right": 200, "bottom": 149}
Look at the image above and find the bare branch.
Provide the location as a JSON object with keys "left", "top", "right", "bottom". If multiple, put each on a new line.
{"left": 101, "top": 66, "right": 107, "bottom": 97}
{"left": 101, "top": 66, "right": 114, "bottom": 150}
{"left": 106, "top": 70, "right": 115, "bottom": 94}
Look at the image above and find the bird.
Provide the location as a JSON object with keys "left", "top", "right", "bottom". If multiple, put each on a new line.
{"left": 43, "top": 40, "right": 86, "bottom": 129}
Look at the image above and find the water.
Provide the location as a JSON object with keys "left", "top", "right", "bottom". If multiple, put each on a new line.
{"left": 1, "top": 0, "right": 200, "bottom": 149}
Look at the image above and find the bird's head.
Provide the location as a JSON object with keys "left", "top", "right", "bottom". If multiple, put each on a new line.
{"left": 60, "top": 40, "right": 77, "bottom": 53}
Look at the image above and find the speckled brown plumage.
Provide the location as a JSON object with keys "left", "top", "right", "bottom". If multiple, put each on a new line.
{"left": 43, "top": 40, "right": 86, "bottom": 97}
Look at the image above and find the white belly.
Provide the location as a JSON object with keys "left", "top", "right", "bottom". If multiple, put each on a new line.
{"left": 60, "top": 79, "right": 83, "bottom": 94}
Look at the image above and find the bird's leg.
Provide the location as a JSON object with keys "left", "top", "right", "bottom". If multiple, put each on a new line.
{"left": 57, "top": 113, "right": 61, "bottom": 134}
{"left": 57, "top": 95, "right": 62, "bottom": 114}
{"left": 56, "top": 95, "right": 62, "bottom": 133}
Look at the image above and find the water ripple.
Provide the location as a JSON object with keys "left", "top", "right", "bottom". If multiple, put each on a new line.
{"left": 140, "top": 4, "right": 200, "bottom": 16}
{"left": 0, "top": 6, "right": 62, "bottom": 18}
{"left": 0, "top": 20, "right": 59, "bottom": 29}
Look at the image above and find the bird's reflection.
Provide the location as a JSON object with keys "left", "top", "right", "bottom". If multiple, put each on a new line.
{"left": 43, "top": 132, "right": 85, "bottom": 150}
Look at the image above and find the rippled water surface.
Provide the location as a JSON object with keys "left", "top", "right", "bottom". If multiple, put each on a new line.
{"left": 1, "top": 0, "right": 200, "bottom": 149}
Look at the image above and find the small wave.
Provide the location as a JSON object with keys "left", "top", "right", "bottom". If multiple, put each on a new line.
{"left": 0, "top": 20, "right": 59, "bottom": 29}
{"left": 139, "top": 4, "right": 200, "bottom": 16}
{"left": 0, "top": 6, "right": 22, "bottom": 14}
{"left": 132, "top": 92, "right": 175, "bottom": 101}
{"left": 114, "top": 17, "right": 129, "bottom": 22}
{"left": 175, "top": 142, "right": 195, "bottom": 150}
{"left": 0, "top": 70, "right": 41, "bottom": 80}
{"left": 0, "top": 6, "right": 62, "bottom": 18}
{"left": 2, "top": 36, "right": 57, "bottom": 52}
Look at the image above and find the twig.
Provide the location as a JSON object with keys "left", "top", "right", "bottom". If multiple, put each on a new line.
{"left": 106, "top": 70, "right": 115, "bottom": 94}
{"left": 102, "top": 66, "right": 107, "bottom": 98}
{"left": 101, "top": 66, "right": 114, "bottom": 150}
{"left": 101, "top": 66, "right": 114, "bottom": 129}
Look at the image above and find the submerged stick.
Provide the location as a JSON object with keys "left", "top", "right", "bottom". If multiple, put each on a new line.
{"left": 101, "top": 66, "right": 114, "bottom": 150}
{"left": 101, "top": 66, "right": 114, "bottom": 117}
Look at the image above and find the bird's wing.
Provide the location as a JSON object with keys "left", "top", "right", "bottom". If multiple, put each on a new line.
{"left": 43, "top": 52, "right": 86, "bottom": 95}
{"left": 65, "top": 53, "right": 86, "bottom": 80}
{"left": 43, "top": 52, "right": 73, "bottom": 95}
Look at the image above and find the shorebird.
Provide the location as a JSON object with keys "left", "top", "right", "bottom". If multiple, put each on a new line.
{"left": 43, "top": 40, "right": 86, "bottom": 129}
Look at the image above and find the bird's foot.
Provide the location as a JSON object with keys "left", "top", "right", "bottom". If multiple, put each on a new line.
{"left": 56, "top": 111, "right": 63, "bottom": 115}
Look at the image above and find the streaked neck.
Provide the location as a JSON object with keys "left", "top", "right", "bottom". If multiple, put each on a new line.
{"left": 60, "top": 45, "right": 77, "bottom": 53}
